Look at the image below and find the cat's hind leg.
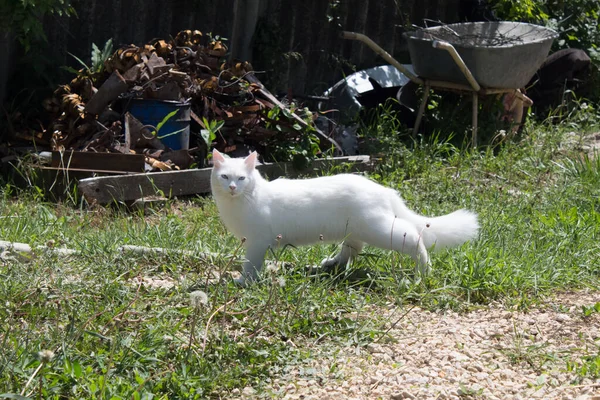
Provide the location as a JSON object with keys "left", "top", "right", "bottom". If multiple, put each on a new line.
{"left": 360, "top": 216, "right": 430, "bottom": 275}
{"left": 321, "top": 240, "right": 364, "bottom": 271}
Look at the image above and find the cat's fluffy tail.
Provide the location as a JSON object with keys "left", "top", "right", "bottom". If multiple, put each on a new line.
{"left": 420, "top": 209, "right": 479, "bottom": 250}
{"left": 396, "top": 200, "right": 479, "bottom": 250}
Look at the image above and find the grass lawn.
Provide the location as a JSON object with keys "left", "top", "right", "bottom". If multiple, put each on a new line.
{"left": 1, "top": 107, "right": 599, "bottom": 398}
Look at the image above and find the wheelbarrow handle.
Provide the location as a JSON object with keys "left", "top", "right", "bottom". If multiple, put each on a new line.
{"left": 432, "top": 40, "right": 481, "bottom": 91}
{"left": 341, "top": 31, "right": 423, "bottom": 85}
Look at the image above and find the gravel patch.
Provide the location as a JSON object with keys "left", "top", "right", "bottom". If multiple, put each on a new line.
{"left": 243, "top": 290, "right": 600, "bottom": 399}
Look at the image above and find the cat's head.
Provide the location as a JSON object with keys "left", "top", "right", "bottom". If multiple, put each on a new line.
{"left": 211, "top": 149, "right": 258, "bottom": 198}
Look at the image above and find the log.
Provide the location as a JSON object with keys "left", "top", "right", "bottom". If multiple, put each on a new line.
{"left": 0, "top": 240, "right": 242, "bottom": 263}
{"left": 78, "top": 155, "right": 372, "bottom": 204}
{"left": 0, "top": 240, "right": 78, "bottom": 256}
{"left": 84, "top": 71, "right": 128, "bottom": 115}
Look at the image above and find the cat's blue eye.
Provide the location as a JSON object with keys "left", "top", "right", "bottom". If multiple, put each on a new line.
{"left": 238, "top": 176, "right": 245, "bottom": 181}
{"left": 221, "top": 174, "right": 228, "bottom": 180}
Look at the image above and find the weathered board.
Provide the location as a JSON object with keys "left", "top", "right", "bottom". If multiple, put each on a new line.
{"left": 78, "top": 155, "right": 372, "bottom": 204}
{"left": 51, "top": 151, "right": 145, "bottom": 172}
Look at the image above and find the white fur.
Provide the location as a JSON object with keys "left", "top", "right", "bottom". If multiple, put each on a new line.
{"left": 211, "top": 149, "right": 479, "bottom": 285}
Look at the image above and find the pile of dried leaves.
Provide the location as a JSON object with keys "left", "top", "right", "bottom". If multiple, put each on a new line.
{"left": 17, "top": 29, "right": 337, "bottom": 171}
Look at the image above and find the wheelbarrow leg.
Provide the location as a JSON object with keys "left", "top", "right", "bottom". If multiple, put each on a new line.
{"left": 413, "top": 82, "right": 430, "bottom": 137}
{"left": 471, "top": 91, "right": 478, "bottom": 147}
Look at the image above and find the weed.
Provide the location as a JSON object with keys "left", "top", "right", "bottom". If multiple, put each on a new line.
{"left": 566, "top": 353, "right": 600, "bottom": 381}
{"left": 581, "top": 302, "right": 600, "bottom": 318}
{"left": 1, "top": 103, "right": 600, "bottom": 396}
{"left": 458, "top": 382, "right": 485, "bottom": 398}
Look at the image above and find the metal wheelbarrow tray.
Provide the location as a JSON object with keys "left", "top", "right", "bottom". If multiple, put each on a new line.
{"left": 404, "top": 21, "right": 558, "bottom": 89}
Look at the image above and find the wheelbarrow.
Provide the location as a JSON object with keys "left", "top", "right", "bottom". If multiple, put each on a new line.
{"left": 342, "top": 21, "right": 558, "bottom": 146}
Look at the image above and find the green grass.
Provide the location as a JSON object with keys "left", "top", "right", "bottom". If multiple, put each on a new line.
{"left": 1, "top": 105, "right": 600, "bottom": 397}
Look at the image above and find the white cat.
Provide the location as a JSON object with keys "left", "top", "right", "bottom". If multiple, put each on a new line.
{"left": 210, "top": 149, "right": 479, "bottom": 285}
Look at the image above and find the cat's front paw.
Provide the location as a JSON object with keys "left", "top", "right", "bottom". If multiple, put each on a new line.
{"left": 233, "top": 275, "right": 248, "bottom": 287}
{"left": 415, "top": 260, "right": 432, "bottom": 276}
{"left": 320, "top": 257, "right": 339, "bottom": 271}
{"left": 233, "top": 271, "right": 259, "bottom": 287}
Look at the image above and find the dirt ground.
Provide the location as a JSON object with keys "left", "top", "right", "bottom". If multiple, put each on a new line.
{"left": 236, "top": 290, "right": 600, "bottom": 400}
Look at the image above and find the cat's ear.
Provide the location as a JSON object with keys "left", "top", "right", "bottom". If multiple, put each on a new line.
{"left": 244, "top": 151, "right": 258, "bottom": 170}
{"left": 212, "top": 148, "right": 225, "bottom": 167}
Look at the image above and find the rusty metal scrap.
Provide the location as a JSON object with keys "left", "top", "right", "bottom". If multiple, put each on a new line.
{"left": 26, "top": 28, "right": 333, "bottom": 173}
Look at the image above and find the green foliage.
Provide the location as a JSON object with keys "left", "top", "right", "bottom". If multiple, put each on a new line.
{"left": 2, "top": 102, "right": 600, "bottom": 395}
{"left": 358, "top": 94, "right": 508, "bottom": 151}
{"left": 581, "top": 302, "right": 600, "bottom": 318}
{"left": 492, "top": 0, "right": 549, "bottom": 23}
{"left": 493, "top": 0, "right": 600, "bottom": 62}
{"left": 200, "top": 117, "right": 224, "bottom": 148}
{"left": 566, "top": 353, "right": 600, "bottom": 381}
{"left": 153, "top": 109, "right": 180, "bottom": 139}
{"left": 132, "top": 109, "right": 187, "bottom": 142}
{"left": 262, "top": 105, "right": 321, "bottom": 167}
{"left": 65, "top": 39, "right": 114, "bottom": 77}
{"left": 544, "top": 1, "right": 599, "bottom": 61}
{"left": 0, "top": 0, "right": 76, "bottom": 52}
{"left": 0, "top": 196, "right": 384, "bottom": 396}
{"left": 358, "top": 99, "right": 413, "bottom": 153}
{"left": 0, "top": 0, "right": 78, "bottom": 108}
{"left": 357, "top": 96, "right": 600, "bottom": 309}
{"left": 91, "top": 39, "right": 114, "bottom": 73}
{"left": 543, "top": 94, "right": 600, "bottom": 127}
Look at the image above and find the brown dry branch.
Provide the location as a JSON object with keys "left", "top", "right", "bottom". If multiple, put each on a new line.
{"left": 11, "top": 28, "right": 335, "bottom": 173}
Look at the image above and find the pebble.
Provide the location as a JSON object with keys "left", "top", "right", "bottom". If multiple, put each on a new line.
{"left": 241, "top": 386, "right": 255, "bottom": 396}
{"left": 473, "top": 372, "right": 489, "bottom": 381}
{"left": 448, "top": 350, "right": 469, "bottom": 362}
{"left": 246, "top": 291, "right": 600, "bottom": 400}
{"left": 391, "top": 391, "right": 415, "bottom": 399}
{"left": 366, "top": 343, "right": 381, "bottom": 354}
{"left": 556, "top": 313, "right": 571, "bottom": 322}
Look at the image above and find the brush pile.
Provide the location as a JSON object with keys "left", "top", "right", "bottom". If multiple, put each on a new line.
{"left": 23, "top": 29, "right": 334, "bottom": 171}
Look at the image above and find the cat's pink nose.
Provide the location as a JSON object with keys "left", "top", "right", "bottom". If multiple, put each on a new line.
{"left": 229, "top": 183, "right": 236, "bottom": 190}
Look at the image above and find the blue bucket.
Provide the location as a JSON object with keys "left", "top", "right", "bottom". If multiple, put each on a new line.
{"left": 128, "top": 99, "right": 191, "bottom": 150}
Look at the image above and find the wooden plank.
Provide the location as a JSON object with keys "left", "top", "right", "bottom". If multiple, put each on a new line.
{"left": 39, "top": 166, "right": 138, "bottom": 175}
{"left": 51, "top": 151, "right": 145, "bottom": 172}
{"left": 84, "top": 71, "right": 128, "bottom": 115}
{"left": 78, "top": 155, "right": 373, "bottom": 204}
{"left": 78, "top": 168, "right": 212, "bottom": 204}
{"left": 0, "top": 240, "right": 240, "bottom": 262}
